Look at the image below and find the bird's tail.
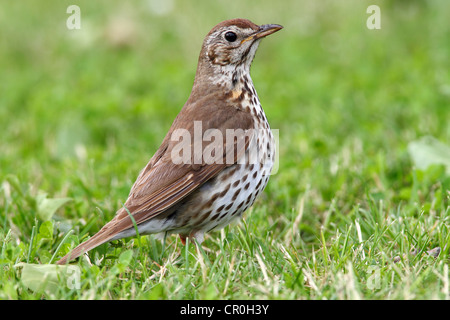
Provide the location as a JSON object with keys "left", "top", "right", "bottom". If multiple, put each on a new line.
{"left": 56, "top": 219, "right": 119, "bottom": 265}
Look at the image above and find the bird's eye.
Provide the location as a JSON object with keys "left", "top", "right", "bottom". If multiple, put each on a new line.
{"left": 224, "top": 31, "right": 237, "bottom": 42}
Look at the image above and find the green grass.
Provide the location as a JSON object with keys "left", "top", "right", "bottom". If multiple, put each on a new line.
{"left": 1, "top": 0, "right": 450, "bottom": 300}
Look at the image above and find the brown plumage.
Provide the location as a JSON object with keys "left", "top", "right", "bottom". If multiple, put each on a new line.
{"left": 56, "top": 18, "right": 282, "bottom": 265}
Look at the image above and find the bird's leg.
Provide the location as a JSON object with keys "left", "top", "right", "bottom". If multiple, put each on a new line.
{"left": 179, "top": 231, "right": 203, "bottom": 245}
{"left": 189, "top": 230, "right": 204, "bottom": 244}
{"left": 160, "top": 231, "right": 168, "bottom": 260}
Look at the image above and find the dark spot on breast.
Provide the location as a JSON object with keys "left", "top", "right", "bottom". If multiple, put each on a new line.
{"left": 201, "top": 210, "right": 212, "bottom": 221}
{"left": 232, "top": 188, "right": 241, "bottom": 201}
{"left": 211, "top": 192, "right": 220, "bottom": 202}
{"left": 220, "top": 183, "right": 231, "bottom": 197}
{"left": 243, "top": 80, "right": 251, "bottom": 94}
{"left": 256, "top": 178, "right": 263, "bottom": 190}
{"left": 201, "top": 192, "right": 220, "bottom": 210}
{"left": 222, "top": 165, "right": 238, "bottom": 180}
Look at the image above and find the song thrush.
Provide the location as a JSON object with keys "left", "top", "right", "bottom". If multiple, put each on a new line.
{"left": 57, "top": 18, "right": 282, "bottom": 265}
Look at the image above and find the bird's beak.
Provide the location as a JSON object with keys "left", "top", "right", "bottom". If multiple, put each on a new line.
{"left": 241, "top": 24, "right": 283, "bottom": 44}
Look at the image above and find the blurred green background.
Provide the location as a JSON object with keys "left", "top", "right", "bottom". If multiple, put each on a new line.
{"left": 1, "top": 0, "right": 450, "bottom": 298}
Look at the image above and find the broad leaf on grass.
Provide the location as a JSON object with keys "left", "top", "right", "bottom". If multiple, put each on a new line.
{"left": 110, "top": 250, "right": 134, "bottom": 275}
{"left": 36, "top": 193, "right": 72, "bottom": 221}
{"left": 407, "top": 136, "right": 450, "bottom": 175}
{"left": 14, "top": 263, "right": 81, "bottom": 295}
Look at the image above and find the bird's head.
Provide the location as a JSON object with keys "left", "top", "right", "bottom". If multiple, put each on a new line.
{"left": 194, "top": 19, "right": 283, "bottom": 89}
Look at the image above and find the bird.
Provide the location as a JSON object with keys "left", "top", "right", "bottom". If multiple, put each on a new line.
{"left": 56, "top": 18, "right": 282, "bottom": 265}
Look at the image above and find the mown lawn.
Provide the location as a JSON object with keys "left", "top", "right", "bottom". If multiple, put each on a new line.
{"left": 1, "top": 0, "right": 449, "bottom": 300}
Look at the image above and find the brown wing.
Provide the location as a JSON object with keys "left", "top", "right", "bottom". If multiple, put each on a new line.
{"left": 57, "top": 94, "right": 254, "bottom": 264}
